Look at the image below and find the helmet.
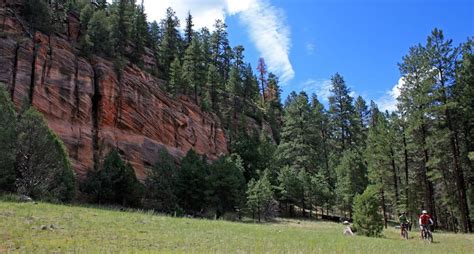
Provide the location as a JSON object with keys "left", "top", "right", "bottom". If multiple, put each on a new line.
{"left": 402, "top": 211, "right": 406, "bottom": 215}
{"left": 422, "top": 210, "right": 427, "bottom": 214}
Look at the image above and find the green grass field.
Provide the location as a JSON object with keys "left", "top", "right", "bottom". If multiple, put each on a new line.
{"left": 0, "top": 201, "right": 473, "bottom": 253}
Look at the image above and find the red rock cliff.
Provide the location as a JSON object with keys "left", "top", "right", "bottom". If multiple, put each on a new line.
{"left": 0, "top": 6, "right": 228, "bottom": 179}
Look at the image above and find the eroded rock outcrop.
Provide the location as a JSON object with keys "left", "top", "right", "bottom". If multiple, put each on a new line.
{"left": 0, "top": 7, "right": 227, "bottom": 179}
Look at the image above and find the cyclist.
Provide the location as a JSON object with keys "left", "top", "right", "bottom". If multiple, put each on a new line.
{"left": 399, "top": 212, "right": 410, "bottom": 238}
{"left": 418, "top": 210, "right": 433, "bottom": 239}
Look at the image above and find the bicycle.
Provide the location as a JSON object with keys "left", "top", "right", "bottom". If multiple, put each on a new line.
{"left": 421, "top": 225, "right": 433, "bottom": 243}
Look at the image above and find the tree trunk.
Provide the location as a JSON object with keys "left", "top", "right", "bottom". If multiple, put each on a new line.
{"left": 381, "top": 188, "right": 388, "bottom": 229}
{"left": 390, "top": 148, "right": 400, "bottom": 206}
{"left": 402, "top": 129, "right": 409, "bottom": 209}
{"left": 421, "top": 124, "right": 437, "bottom": 227}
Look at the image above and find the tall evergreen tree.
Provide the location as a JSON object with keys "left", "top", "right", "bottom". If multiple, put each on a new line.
{"left": 328, "top": 73, "right": 356, "bottom": 153}
{"left": 182, "top": 37, "right": 205, "bottom": 102}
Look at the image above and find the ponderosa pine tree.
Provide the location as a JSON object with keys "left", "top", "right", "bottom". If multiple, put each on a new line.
{"left": 398, "top": 44, "right": 437, "bottom": 225}
{"left": 335, "top": 148, "right": 367, "bottom": 218}
{"left": 276, "top": 92, "right": 314, "bottom": 173}
{"left": 159, "top": 7, "right": 181, "bottom": 81}
{"left": 328, "top": 73, "right": 356, "bottom": 153}
{"left": 182, "top": 37, "right": 205, "bottom": 102}
{"left": 169, "top": 56, "right": 183, "bottom": 95}
{"left": 184, "top": 12, "right": 194, "bottom": 49}
{"left": 425, "top": 29, "right": 472, "bottom": 233}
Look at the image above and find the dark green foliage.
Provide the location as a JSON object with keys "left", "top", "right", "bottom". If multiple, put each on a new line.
{"left": 184, "top": 12, "right": 194, "bottom": 49}
{"left": 15, "top": 108, "right": 76, "bottom": 202}
{"left": 276, "top": 92, "right": 314, "bottom": 172}
{"left": 175, "top": 150, "right": 209, "bottom": 214}
{"left": 159, "top": 7, "right": 181, "bottom": 80}
{"left": 110, "top": 0, "right": 135, "bottom": 57}
{"left": 168, "top": 57, "right": 183, "bottom": 95}
{"left": 0, "top": 86, "right": 17, "bottom": 192}
{"left": 335, "top": 149, "right": 367, "bottom": 216}
{"left": 144, "top": 149, "right": 178, "bottom": 213}
{"left": 82, "top": 150, "right": 143, "bottom": 207}
{"left": 353, "top": 185, "right": 383, "bottom": 237}
{"left": 208, "top": 154, "right": 246, "bottom": 216}
{"left": 130, "top": 2, "right": 149, "bottom": 65}
{"left": 23, "top": 0, "right": 54, "bottom": 33}
{"left": 328, "top": 73, "right": 356, "bottom": 153}
{"left": 246, "top": 171, "right": 275, "bottom": 222}
{"left": 182, "top": 37, "right": 205, "bottom": 101}
{"left": 86, "top": 10, "right": 113, "bottom": 57}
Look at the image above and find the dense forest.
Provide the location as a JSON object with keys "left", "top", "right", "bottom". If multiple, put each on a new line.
{"left": 0, "top": 0, "right": 472, "bottom": 234}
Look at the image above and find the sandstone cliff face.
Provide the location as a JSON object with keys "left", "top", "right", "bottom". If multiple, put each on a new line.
{"left": 0, "top": 7, "right": 227, "bottom": 179}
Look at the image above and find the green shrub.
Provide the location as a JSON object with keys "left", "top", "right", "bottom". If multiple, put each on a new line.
{"left": 15, "top": 108, "right": 76, "bottom": 202}
{"left": 175, "top": 149, "right": 209, "bottom": 215}
{"left": 353, "top": 185, "right": 383, "bottom": 237}
{"left": 23, "top": 0, "right": 54, "bottom": 33}
{"left": 82, "top": 150, "right": 144, "bottom": 208}
{"left": 208, "top": 154, "right": 246, "bottom": 217}
{"left": 144, "top": 149, "right": 178, "bottom": 213}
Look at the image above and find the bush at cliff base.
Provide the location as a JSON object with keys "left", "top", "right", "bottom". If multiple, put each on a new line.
{"left": 353, "top": 185, "right": 383, "bottom": 237}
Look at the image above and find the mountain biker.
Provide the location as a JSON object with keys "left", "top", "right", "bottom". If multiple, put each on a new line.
{"left": 418, "top": 210, "right": 433, "bottom": 239}
{"left": 399, "top": 212, "right": 410, "bottom": 237}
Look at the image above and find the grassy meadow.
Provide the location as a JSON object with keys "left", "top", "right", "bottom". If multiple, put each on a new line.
{"left": 0, "top": 200, "right": 473, "bottom": 253}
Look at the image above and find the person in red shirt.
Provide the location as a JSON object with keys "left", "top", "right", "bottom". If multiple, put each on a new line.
{"left": 418, "top": 210, "right": 433, "bottom": 238}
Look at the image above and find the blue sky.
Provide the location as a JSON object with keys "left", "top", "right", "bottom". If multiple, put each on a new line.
{"left": 143, "top": 0, "right": 473, "bottom": 110}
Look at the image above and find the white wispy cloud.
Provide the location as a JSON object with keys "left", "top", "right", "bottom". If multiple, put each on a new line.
{"left": 140, "top": 0, "right": 295, "bottom": 84}
{"left": 306, "top": 42, "right": 315, "bottom": 55}
{"left": 238, "top": 0, "right": 294, "bottom": 84}
{"left": 376, "top": 77, "right": 404, "bottom": 112}
{"left": 299, "top": 79, "right": 332, "bottom": 102}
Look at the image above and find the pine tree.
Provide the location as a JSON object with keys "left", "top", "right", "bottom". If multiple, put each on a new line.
{"left": 208, "top": 154, "right": 246, "bottom": 217}
{"left": 247, "top": 172, "right": 275, "bottom": 222}
{"left": 175, "top": 150, "right": 209, "bottom": 215}
{"left": 184, "top": 12, "right": 194, "bottom": 49}
{"left": 328, "top": 73, "right": 356, "bottom": 153}
{"left": 398, "top": 44, "right": 437, "bottom": 225}
{"left": 182, "top": 37, "right": 205, "bottom": 102}
{"left": 111, "top": 0, "right": 135, "bottom": 57}
{"left": 335, "top": 149, "right": 367, "bottom": 218}
{"left": 82, "top": 149, "right": 143, "bottom": 207}
{"left": 158, "top": 7, "right": 181, "bottom": 80}
{"left": 23, "top": 0, "right": 53, "bottom": 34}
{"left": 256, "top": 58, "right": 268, "bottom": 106}
{"left": 353, "top": 185, "right": 383, "bottom": 237}
{"left": 425, "top": 29, "right": 472, "bottom": 233}
{"left": 130, "top": 1, "right": 149, "bottom": 65}
{"left": 87, "top": 10, "right": 113, "bottom": 57}
{"left": 276, "top": 92, "right": 314, "bottom": 173}
{"left": 144, "top": 149, "right": 178, "bottom": 212}
{"left": 169, "top": 57, "right": 183, "bottom": 95}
